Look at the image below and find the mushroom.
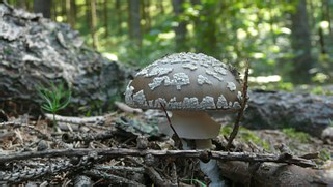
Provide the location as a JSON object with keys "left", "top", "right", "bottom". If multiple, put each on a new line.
{"left": 124, "top": 52, "right": 243, "bottom": 186}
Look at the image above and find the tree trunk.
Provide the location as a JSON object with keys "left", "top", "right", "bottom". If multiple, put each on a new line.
{"left": 103, "top": 0, "right": 108, "bottom": 38}
{"left": 66, "top": 0, "right": 75, "bottom": 28}
{"left": 16, "top": 0, "right": 26, "bottom": 9}
{"left": 90, "top": 0, "right": 98, "bottom": 49}
{"left": 128, "top": 0, "right": 142, "bottom": 47}
{"left": 191, "top": 0, "right": 217, "bottom": 56}
{"left": 33, "top": 0, "right": 52, "bottom": 18}
{"left": 172, "top": 0, "right": 187, "bottom": 52}
{"left": 115, "top": 0, "right": 123, "bottom": 36}
{"left": 141, "top": 0, "right": 151, "bottom": 34}
{"left": 290, "top": 0, "right": 313, "bottom": 84}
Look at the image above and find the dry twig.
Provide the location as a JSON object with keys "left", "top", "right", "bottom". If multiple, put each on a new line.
{"left": 114, "top": 101, "right": 143, "bottom": 114}
{"left": 44, "top": 113, "right": 105, "bottom": 124}
{"left": 227, "top": 60, "right": 249, "bottom": 150}
{"left": 159, "top": 102, "right": 183, "bottom": 149}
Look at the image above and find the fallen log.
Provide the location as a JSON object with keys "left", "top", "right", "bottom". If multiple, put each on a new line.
{"left": 0, "top": 3, "right": 128, "bottom": 116}
{"left": 242, "top": 90, "right": 333, "bottom": 138}
{"left": 218, "top": 161, "right": 333, "bottom": 186}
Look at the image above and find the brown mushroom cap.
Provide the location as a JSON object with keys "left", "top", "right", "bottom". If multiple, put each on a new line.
{"left": 125, "top": 52, "right": 242, "bottom": 111}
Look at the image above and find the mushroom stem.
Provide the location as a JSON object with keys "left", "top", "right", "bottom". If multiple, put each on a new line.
{"left": 195, "top": 139, "right": 226, "bottom": 187}
{"left": 169, "top": 111, "right": 226, "bottom": 187}
{"left": 200, "top": 159, "right": 226, "bottom": 187}
{"left": 170, "top": 111, "right": 221, "bottom": 139}
{"left": 195, "top": 139, "right": 213, "bottom": 149}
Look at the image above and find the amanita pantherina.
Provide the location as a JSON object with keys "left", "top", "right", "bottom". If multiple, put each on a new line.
{"left": 125, "top": 52, "right": 243, "bottom": 186}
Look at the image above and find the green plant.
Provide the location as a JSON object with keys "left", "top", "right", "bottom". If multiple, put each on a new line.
{"left": 220, "top": 126, "right": 270, "bottom": 150}
{"left": 182, "top": 179, "right": 207, "bottom": 187}
{"left": 37, "top": 82, "right": 72, "bottom": 127}
{"left": 318, "top": 148, "right": 331, "bottom": 161}
{"left": 282, "top": 128, "right": 311, "bottom": 143}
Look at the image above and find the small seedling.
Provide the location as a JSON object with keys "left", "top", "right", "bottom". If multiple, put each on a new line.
{"left": 37, "top": 82, "right": 71, "bottom": 127}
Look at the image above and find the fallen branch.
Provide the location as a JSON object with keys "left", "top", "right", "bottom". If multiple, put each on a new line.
{"left": 114, "top": 101, "right": 143, "bottom": 114}
{"left": 44, "top": 113, "right": 105, "bottom": 124}
{"left": 0, "top": 148, "right": 316, "bottom": 168}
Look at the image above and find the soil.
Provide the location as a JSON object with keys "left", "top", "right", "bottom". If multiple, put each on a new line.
{"left": 0, "top": 108, "right": 332, "bottom": 186}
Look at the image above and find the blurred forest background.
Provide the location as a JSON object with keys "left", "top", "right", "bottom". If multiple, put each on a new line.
{"left": 6, "top": 0, "right": 333, "bottom": 92}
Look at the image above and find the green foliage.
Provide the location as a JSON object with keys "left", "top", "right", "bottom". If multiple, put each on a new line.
{"left": 220, "top": 126, "right": 270, "bottom": 150}
{"left": 318, "top": 148, "right": 331, "bottom": 161}
{"left": 182, "top": 179, "right": 207, "bottom": 187}
{"left": 250, "top": 81, "right": 294, "bottom": 91}
{"left": 37, "top": 82, "right": 71, "bottom": 126}
{"left": 282, "top": 128, "right": 311, "bottom": 143}
{"left": 117, "top": 39, "right": 175, "bottom": 68}
{"left": 310, "top": 86, "right": 333, "bottom": 96}
{"left": 61, "top": 0, "right": 332, "bottom": 85}
{"left": 329, "top": 119, "right": 333, "bottom": 127}
{"left": 29, "top": 0, "right": 333, "bottom": 84}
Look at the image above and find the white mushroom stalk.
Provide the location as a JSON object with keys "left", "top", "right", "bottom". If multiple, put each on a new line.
{"left": 171, "top": 110, "right": 220, "bottom": 139}
{"left": 124, "top": 52, "right": 243, "bottom": 186}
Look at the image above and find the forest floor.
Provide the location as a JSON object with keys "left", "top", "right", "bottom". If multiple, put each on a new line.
{"left": 0, "top": 107, "right": 332, "bottom": 186}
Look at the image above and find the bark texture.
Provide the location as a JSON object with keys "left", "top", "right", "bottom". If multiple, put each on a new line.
{"left": 243, "top": 90, "right": 333, "bottom": 138}
{"left": 0, "top": 4, "right": 127, "bottom": 116}
{"left": 218, "top": 161, "right": 332, "bottom": 186}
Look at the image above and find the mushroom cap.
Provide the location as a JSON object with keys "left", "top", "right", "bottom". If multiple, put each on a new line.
{"left": 125, "top": 52, "right": 242, "bottom": 111}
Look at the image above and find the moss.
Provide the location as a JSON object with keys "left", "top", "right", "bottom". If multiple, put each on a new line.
{"left": 310, "top": 86, "right": 333, "bottom": 96}
{"left": 282, "top": 128, "right": 311, "bottom": 143}
{"left": 220, "top": 126, "right": 270, "bottom": 150}
{"left": 318, "top": 148, "right": 331, "bottom": 161}
{"left": 220, "top": 126, "right": 233, "bottom": 136}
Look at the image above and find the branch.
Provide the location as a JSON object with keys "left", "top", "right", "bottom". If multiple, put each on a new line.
{"left": 44, "top": 113, "right": 105, "bottom": 124}
{"left": 159, "top": 102, "right": 183, "bottom": 149}
{"left": 227, "top": 60, "right": 249, "bottom": 149}
{"left": 0, "top": 148, "right": 316, "bottom": 168}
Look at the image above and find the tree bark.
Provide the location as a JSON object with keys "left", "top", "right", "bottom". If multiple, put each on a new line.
{"left": 0, "top": 4, "right": 127, "bottom": 116}
{"left": 65, "top": 0, "right": 75, "bottom": 28}
{"left": 103, "top": 0, "right": 108, "bottom": 38}
{"left": 128, "top": 0, "right": 142, "bottom": 47}
{"left": 240, "top": 89, "right": 333, "bottom": 138}
{"left": 90, "top": 0, "right": 98, "bottom": 49}
{"left": 115, "top": 0, "right": 123, "bottom": 35}
{"left": 33, "top": 0, "right": 52, "bottom": 18}
{"left": 290, "top": 0, "right": 313, "bottom": 84}
{"left": 218, "top": 161, "right": 332, "bottom": 186}
{"left": 172, "top": 0, "right": 187, "bottom": 52}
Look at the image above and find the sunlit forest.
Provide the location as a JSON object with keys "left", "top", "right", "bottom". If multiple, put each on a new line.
{"left": 7, "top": 0, "right": 333, "bottom": 90}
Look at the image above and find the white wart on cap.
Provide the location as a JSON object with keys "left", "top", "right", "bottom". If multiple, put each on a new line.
{"left": 125, "top": 52, "right": 242, "bottom": 112}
